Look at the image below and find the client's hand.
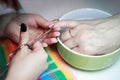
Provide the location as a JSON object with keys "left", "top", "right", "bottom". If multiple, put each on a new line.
{"left": 6, "top": 24, "right": 48, "bottom": 80}
{"left": 54, "top": 13, "right": 120, "bottom": 55}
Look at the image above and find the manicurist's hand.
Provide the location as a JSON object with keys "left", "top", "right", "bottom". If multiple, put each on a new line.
{"left": 1, "top": 13, "right": 60, "bottom": 47}
{"left": 6, "top": 23, "right": 48, "bottom": 80}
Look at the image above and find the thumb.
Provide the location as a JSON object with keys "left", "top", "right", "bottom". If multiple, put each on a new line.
{"left": 32, "top": 41, "right": 45, "bottom": 53}
{"left": 19, "top": 23, "right": 29, "bottom": 46}
{"left": 35, "top": 15, "right": 49, "bottom": 29}
{"left": 54, "top": 20, "right": 80, "bottom": 28}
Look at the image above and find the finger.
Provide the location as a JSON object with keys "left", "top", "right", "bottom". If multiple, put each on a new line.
{"left": 19, "top": 45, "right": 31, "bottom": 53}
{"left": 34, "top": 14, "right": 49, "bottom": 28}
{"left": 32, "top": 41, "right": 43, "bottom": 51}
{"left": 61, "top": 23, "right": 92, "bottom": 42}
{"left": 35, "top": 15, "right": 58, "bottom": 29}
{"left": 70, "top": 24, "right": 90, "bottom": 36}
{"left": 63, "top": 38, "right": 77, "bottom": 49}
{"left": 61, "top": 30, "right": 72, "bottom": 42}
{"left": 72, "top": 47, "right": 80, "bottom": 53}
{"left": 32, "top": 41, "right": 47, "bottom": 55}
{"left": 42, "top": 43, "right": 48, "bottom": 47}
{"left": 43, "top": 38, "right": 58, "bottom": 45}
{"left": 54, "top": 19, "right": 103, "bottom": 28}
{"left": 54, "top": 20, "right": 80, "bottom": 28}
{"left": 52, "top": 27, "right": 61, "bottom": 31}
{"left": 19, "top": 23, "right": 29, "bottom": 46}
{"left": 47, "top": 32, "right": 60, "bottom": 38}
{"left": 29, "top": 30, "right": 43, "bottom": 44}
{"left": 48, "top": 19, "right": 59, "bottom": 28}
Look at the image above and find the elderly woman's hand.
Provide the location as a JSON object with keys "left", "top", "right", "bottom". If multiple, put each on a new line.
{"left": 54, "top": 13, "right": 120, "bottom": 55}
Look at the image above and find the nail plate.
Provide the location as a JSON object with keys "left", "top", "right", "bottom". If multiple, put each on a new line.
{"left": 21, "top": 23, "right": 27, "bottom": 32}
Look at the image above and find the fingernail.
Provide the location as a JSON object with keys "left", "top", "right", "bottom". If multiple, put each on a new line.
{"left": 52, "top": 19, "right": 59, "bottom": 22}
{"left": 21, "top": 23, "right": 27, "bottom": 32}
{"left": 49, "top": 23, "right": 55, "bottom": 28}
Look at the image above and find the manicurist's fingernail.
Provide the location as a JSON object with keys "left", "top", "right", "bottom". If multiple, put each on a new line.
{"left": 21, "top": 23, "right": 27, "bottom": 32}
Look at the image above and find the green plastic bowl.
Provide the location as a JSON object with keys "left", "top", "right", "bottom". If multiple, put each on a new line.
{"left": 57, "top": 8, "right": 120, "bottom": 71}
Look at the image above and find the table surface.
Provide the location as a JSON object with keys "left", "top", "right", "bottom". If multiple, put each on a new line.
{"left": 19, "top": 0, "right": 120, "bottom": 80}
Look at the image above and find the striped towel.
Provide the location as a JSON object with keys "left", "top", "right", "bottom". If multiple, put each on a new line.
{"left": 0, "top": 39, "right": 75, "bottom": 80}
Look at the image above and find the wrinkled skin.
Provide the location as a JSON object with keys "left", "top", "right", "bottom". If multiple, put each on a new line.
{"left": 54, "top": 13, "right": 120, "bottom": 55}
